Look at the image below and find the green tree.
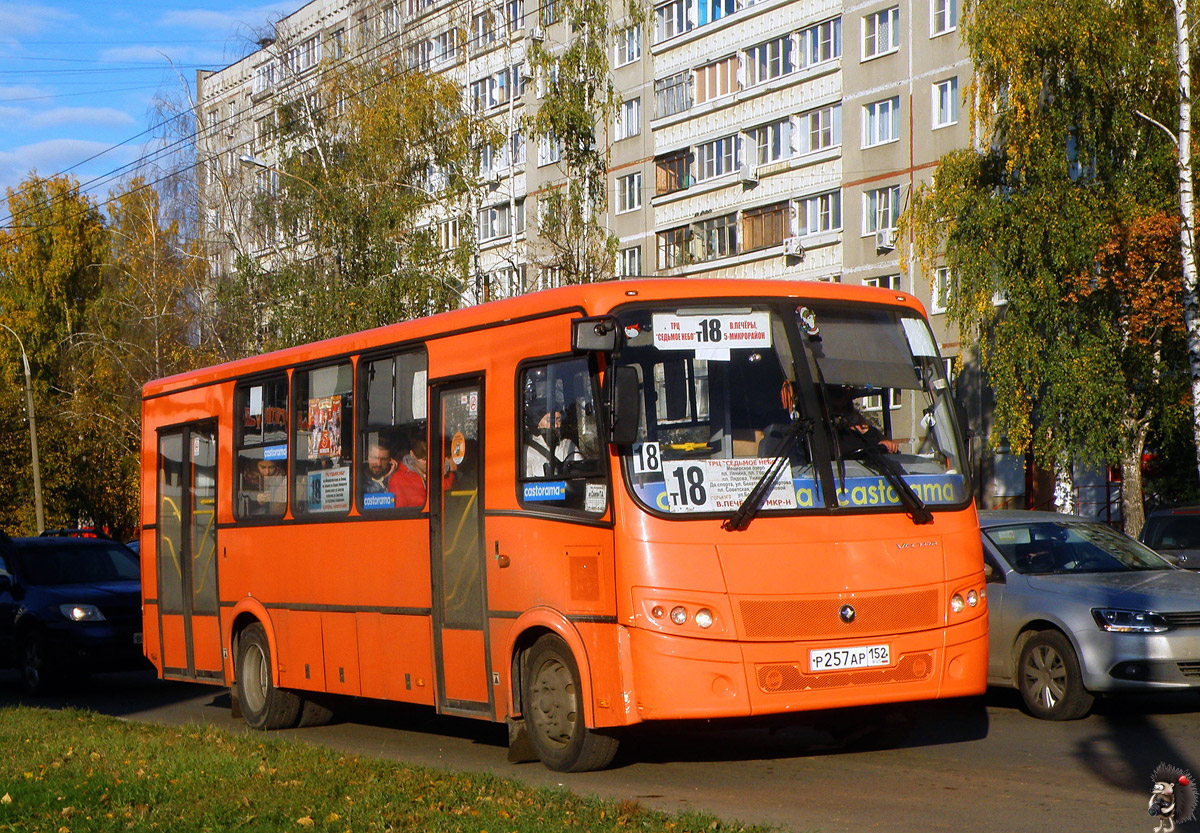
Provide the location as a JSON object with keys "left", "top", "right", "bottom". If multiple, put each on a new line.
{"left": 0, "top": 173, "right": 108, "bottom": 534}
{"left": 906, "top": 0, "right": 1182, "bottom": 531}
{"left": 527, "top": 0, "right": 643, "bottom": 283}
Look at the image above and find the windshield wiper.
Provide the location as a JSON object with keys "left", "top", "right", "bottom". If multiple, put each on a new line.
{"left": 723, "top": 417, "right": 813, "bottom": 532}
{"left": 845, "top": 446, "right": 934, "bottom": 525}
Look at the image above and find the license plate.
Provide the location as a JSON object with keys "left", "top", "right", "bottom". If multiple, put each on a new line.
{"left": 133, "top": 632, "right": 143, "bottom": 645}
{"left": 809, "top": 644, "right": 890, "bottom": 672}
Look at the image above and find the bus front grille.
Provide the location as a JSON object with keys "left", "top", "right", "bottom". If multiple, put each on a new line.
{"left": 755, "top": 651, "right": 935, "bottom": 692}
{"left": 738, "top": 589, "right": 940, "bottom": 640}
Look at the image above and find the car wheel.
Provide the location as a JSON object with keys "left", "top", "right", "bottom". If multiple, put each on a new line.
{"left": 235, "top": 623, "right": 301, "bottom": 730}
{"left": 20, "top": 634, "right": 56, "bottom": 696}
{"left": 522, "top": 634, "right": 619, "bottom": 772}
{"left": 1018, "top": 630, "right": 1094, "bottom": 720}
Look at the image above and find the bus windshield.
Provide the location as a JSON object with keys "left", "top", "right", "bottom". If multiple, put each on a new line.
{"left": 614, "top": 301, "right": 969, "bottom": 518}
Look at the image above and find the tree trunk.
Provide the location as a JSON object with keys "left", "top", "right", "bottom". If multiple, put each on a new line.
{"left": 1053, "top": 459, "right": 1075, "bottom": 514}
{"left": 1121, "top": 420, "right": 1150, "bottom": 537}
{"left": 1172, "top": 0, "right": 1200, "bottom": 485}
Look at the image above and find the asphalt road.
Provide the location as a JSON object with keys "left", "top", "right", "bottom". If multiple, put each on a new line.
{"left": 1, "top": 668, "right": 1194, "bottom": 832}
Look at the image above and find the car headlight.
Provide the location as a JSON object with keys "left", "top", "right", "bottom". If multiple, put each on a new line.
{"left": 60, "top": 604, "right": 105, "bottom": 622}
{"left": 1092, "top": 608, "right": 1170, "bottom": 633}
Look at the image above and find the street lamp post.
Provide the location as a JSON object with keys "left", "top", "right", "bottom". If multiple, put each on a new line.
{"left": 0, "top": 321, "right": 44, "bottom": 534}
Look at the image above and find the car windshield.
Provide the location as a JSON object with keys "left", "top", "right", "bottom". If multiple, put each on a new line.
{"left": 984, "top": 521, "right": 1172, "bottom": 574}
{"left": 14, "top": 544, "right": 139, "bottom": 585}
{"left": 612, "top": 300, "right": 969, "bottom": 517}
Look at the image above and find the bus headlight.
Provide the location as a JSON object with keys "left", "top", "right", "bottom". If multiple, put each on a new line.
{"left": 695, "top": 608, "right": 714, "bottom": 629}
{"left": 651, "top": 605, "right": 665, "bottom": 619}
{"left": 966, "top": 590, "right": 979, "bottom": 607}
{"left": 950, "top": 594, "right": 964, "bottom": 613}
{"left": 670, "top": 606, "right": 688, "bottom": 625}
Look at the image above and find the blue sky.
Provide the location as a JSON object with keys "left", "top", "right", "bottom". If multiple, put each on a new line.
{"left": 0, "top": 0, "right": 297, "bottom": 204}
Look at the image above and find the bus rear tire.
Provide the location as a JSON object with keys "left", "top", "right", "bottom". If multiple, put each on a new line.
{"left": 522, "top": 634, "right": 619, "bottom": 772}
{"left": 236, "top": 623, "right": 302, "bottom": 730}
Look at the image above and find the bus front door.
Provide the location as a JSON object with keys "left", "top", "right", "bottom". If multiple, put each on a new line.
{"left": 155, "top": 423, "right": 223, "bottom": 682}
{"left": 429, "top": 378, "right": 492, "bottom": 717}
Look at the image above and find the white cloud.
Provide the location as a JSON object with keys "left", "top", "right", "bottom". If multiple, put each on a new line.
{"left": 158, "top": 3, "right": 294, "bottom": 33}
{"left": 99, "top": 44, "right": 233, "bottom": 67}
{"left": 0, "top": 137, "right": 141, "bottom": 196}
{"left": 27, "top": 106, "right": 136, "bottom": 129}
{"left": 0, "top": 2, "right": 74, "bottom": 37}
{"left": 0, "top": 84, "right": 49, "bottom": 102}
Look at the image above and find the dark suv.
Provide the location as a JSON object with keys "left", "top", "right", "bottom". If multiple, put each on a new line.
{"left": 0, "top": 533, "right": 146, "bottom": 693}
{"left": 1139, "top": 506, "right": 1200, "bottom": 569}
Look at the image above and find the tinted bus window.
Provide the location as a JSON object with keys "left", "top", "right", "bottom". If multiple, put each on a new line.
{"left": 293, "top": 363, "right": 354, "bottom": 516}
{"left": 235, "top": 376, "right": 289, "bottom": 518}
{"left": 360, "top": 349, "right": 429, "bottom": 511}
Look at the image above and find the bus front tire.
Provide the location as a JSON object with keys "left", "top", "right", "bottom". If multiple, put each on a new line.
{"left": 522, "top": 634, "right": 619, "bottom": 772}
{"left": 236, "top": 623, "right": 302, "bottom": 730}
{"left": 1018, "top": 630, "right": 1094, "bottom": 721}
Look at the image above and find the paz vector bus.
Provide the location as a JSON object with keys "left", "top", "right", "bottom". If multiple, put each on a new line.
{"left": 139, "top": 278, "right": 987, "bottom": 771}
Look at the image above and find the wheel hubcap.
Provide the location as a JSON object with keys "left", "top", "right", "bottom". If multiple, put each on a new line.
{"left": 1023, "top": 645, "right": 1067, "bottom": 709}
{"left": 242, "top": 644, "right": 269, "bottom": 713}
{"left": 529, "top": 657, "right": 577, "bottom": 748}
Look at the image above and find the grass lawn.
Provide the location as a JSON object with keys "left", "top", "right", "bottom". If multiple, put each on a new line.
{"left": 0, "top": 707, "right": 781, "bottom": 833}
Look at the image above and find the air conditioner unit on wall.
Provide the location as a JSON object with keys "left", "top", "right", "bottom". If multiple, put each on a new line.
{"left": 875, "top": 228, "right": 895, "bottom": 254}
{"left": 782, "top": 236, "right": 805, "bottom": 260}
{"left": 529, "top": 26, "right": 545, "bottom": 41}
{"left": 738, "top": 164, "right": 758, "bottom": 185}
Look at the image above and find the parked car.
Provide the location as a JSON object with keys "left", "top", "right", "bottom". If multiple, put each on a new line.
{"left": 980, "top": 510, "right": 1200, "bottom": 720}
{"left": 0, "top": 532, "right": 146, "bottom": 694}
{"left": 1139, "top": 506, "right": 1200, "bottom": 568}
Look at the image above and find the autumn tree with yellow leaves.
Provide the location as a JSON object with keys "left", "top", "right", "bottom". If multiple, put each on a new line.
{"left": 907, "top": 0, "right": 1185, "bottom": 530}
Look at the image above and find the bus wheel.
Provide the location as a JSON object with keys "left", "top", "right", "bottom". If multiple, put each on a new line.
{"left": 1018, "top": 630, "right": 1094, "bottom": 721}
{"left": 522, "top": 635, "right": 619, "bottom": 772}
{"left": 236, "top": 623, "right": 302, "bottom": 730}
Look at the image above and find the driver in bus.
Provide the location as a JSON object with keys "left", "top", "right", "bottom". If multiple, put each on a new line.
{"left": 826, "top": 385, "right": 899, "bottom": 454}
{"left": 525, "top": 409, "right": 581, "bottom": 477}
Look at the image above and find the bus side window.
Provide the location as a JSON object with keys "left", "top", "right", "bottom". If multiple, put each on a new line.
{"left": 518, "top": 357, "right": 607, "bottom": 514}
{"left": 234, "top": 376, "right": 289, "bottom": 520}
{"left": 292, "top": 363, "right": 354, "bottom": 517}
{"left": 359, "top": 349, "right": 429, "bottom": 511}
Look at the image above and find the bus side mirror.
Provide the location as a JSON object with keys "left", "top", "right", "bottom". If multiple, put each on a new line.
{"left": 572, "top": 316, "right": 619, "bottom": 352}
{"left": 609, "top": 366, "right": 641, "bottom": 446}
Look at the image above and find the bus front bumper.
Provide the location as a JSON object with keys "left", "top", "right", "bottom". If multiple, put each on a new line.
{"left": 625, "top": 613, "right": 987, "bottom": 722}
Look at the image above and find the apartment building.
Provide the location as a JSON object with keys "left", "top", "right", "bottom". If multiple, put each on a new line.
{"left": 197, "top": 0, "right": 1032, "bottom": 502}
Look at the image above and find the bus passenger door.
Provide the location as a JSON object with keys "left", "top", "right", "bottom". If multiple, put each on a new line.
{"left": 155, "top": 423, "right": 224, "bottom": 682}
{"left": 429, "top": 377, "right": 492, "bottom": 717}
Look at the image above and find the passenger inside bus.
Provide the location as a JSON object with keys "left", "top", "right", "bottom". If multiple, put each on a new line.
{"left": 239, "top": 456, "right": 286, "bottom": 515}
{"left": 525, "top": 409, "right": 581, "bottom": 477}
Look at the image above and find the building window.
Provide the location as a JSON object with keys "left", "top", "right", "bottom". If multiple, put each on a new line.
{"left": 862, "top": 7, "right": 899, "bottom": 60}
{"left": 696, "top": 134, "right": 738, "bottom": 181}
{"left": 657, "top": 226, "right": 690, "bottom": 269}
{"left": 656, "top": 149, "right": 690, "bottom": 194}
{"left": 863, "top": 273, "right": 901, "bottom": 290}
{"left": 615, "top": 97, "right": 641, "bottom": 140}
{"left": 478, "top": 200, "right": 526, "bottom": 242}
{"left": 798, "top": 191, "right": 842, "bottom": 235}
{"left": 434, "top": 29, "right": 461, "bottom": 64}
{"left": 932, "top": 266, "right": 951, "bottom": 313}
{"left": 408, "top": 39, "right": 434, "bottom": 70}
{"left": 618, "top": 245, "right": 642, "bottom": 277}
{"left": 506, "top": 0, "right": 524, "bottom": 32}
{"left": 933, "top": 77, "right": 959, "bottom": 128}
{"left": 380, "top": 2, "right": 401, "bottom": 35}
{"left": 800, "top": 17, "right": 841, "bottom": 67}
{"left": 440, "top": 218, "right": 460, "bottom": 251}
{"left": 932, "top": 0, "right": 957, "bottom": 35}
{"left": 745, "top": 36, "right": 794, "bottom": 86}
{"left": 617, "top": 24, "right": 642, "bottom": 65}
{"left": 538, "top": 134, "right": 563, "bottom": 166}
{"left": 695, "top": 56, "right": 738, "bottom": 104}
{"left": 510, "top": 128, "right": 526, "bottom": 166}
{"left": 797, "top": 104, "right": 841, "bottom": 154}
{"left": 616, "top": 172, "right": 642, "bottom": 213}
{"left": 331, "top": 28, "right": 346, "bottom": 59}
{"left": 654, "top": 0, "right": 693, "bottom": 43}
{"left": 863, "top": 96, "right": 900, "bottom": 147}
{"left": 747, "top": 119, "right": 792, "bottom": 165}
{"left": 253, "top": 60, "right": 276, "bottom": 95}
{"left": 541, "top": 0, "right": 559, "bottom": 25}
{"left": 360, "top": 350, "right": 429, "bottom": 512}
{"left": 697, "top": 0, "right": 735, "bottom": 26}
{"left": 654, "top": 72, "right": 692, "bottom": 118}
{"left": 742, "top": 202, "right": 789, "bottom": 252}
{"left": 863, "top": 185, "right": 901, "bottom": 234}
{"left": 407, "top": 0, "right": 435, "bottom": 15}
{"left": 473, "top": 10, "right": 496, "bottom": 47}
{"left": 696, "top": 214, "right": 737, "bottom": 261}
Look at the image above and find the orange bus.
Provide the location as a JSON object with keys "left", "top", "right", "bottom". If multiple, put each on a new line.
{"left": 140, "top": 278, "right": 987, "bottom": 771}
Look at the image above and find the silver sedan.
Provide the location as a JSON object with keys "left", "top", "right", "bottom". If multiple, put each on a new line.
{"left": 980, "top": 510, "right": 1200, "bottom": 720}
